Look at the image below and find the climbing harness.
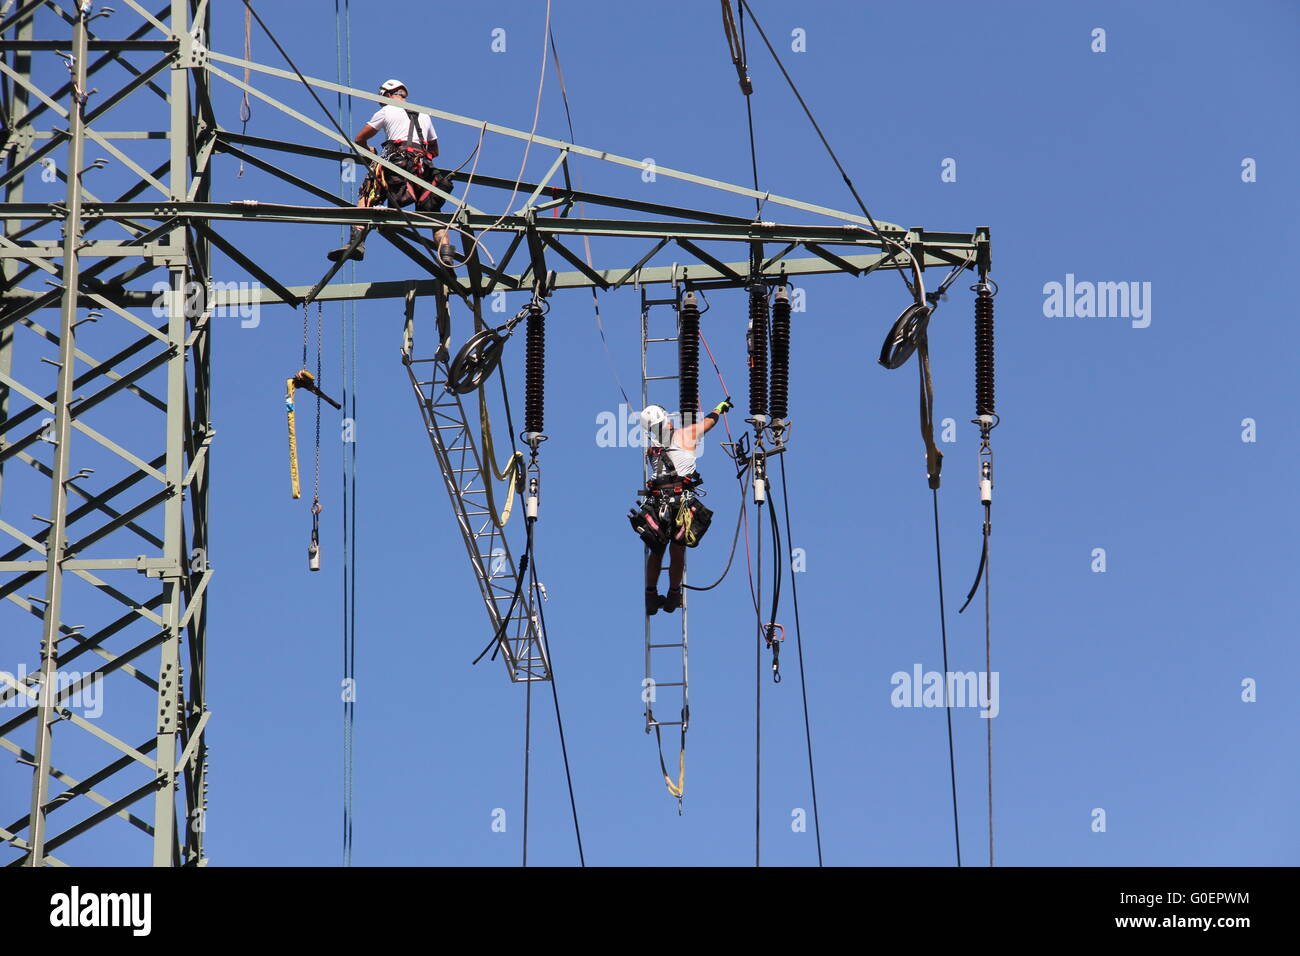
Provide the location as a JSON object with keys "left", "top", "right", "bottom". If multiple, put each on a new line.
{"left": 360, "top": 111, "right": 454, "bottom": 213}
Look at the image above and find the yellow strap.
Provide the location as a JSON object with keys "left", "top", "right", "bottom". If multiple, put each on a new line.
{"left": 287, "top": 378, "right": 301, "bottom": 499}
{"left": 664, "top": 750, "right": 685, "bottom": 799}
{"left": 676, "top": 497, "right": 696, "bottom": 547}
{"left": 477, "top": 381, "right": 522, "bottom": 528}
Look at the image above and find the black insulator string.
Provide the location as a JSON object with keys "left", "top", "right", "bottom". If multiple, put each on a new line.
{"left": 678, "top": 296, "right": 700, "bottom": 425}
{"left": 931, "top": 488, "right": 962, "bottom": 867}
{"left": 776, "top": 453, "right": 824, "bottom": 866}
{"left": 769, "top": 291, "right": 790, "bottom": 422}
{"left": 974, "top": 283, "right": 995, "bottom": 417}
{"left": 524, "top": 302, "right": 545, "bottom": 435}
{"left": 748, "top": 286, "right": 768, "bottom": 419}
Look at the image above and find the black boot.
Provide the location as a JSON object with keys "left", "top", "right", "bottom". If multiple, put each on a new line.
{"left": 326, "top": 227, "right": 366, "bottom": 262}
{"left": 645, "top": 587, "right": 663, "bottom": 616}
{"left": 662, "top": 586, "right": 682, "bottom": 613}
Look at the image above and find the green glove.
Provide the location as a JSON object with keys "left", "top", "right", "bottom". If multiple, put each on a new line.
{"left": 712, "top": 397, "right": 733, "bottom": 415}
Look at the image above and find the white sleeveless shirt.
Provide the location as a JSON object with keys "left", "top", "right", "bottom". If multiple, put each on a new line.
{"left": 651, "top": 432, "right": 697, "bottom": 478}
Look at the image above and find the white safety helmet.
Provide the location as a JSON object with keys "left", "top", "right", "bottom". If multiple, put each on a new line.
{"left": 379, "top": 79, "right": 408, "bottom": 96}
{"left": 640, "top": 404, "right": 672, "bottom": 446}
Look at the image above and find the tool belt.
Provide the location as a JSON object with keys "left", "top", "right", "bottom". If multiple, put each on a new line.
{"left": 628, "top": 473, "right": 712, "bottom": 549}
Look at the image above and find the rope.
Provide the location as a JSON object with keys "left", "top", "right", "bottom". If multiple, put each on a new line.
{"left": 237, "top": 5, "right": 250, "bottom": 177}
{"left": 547, "top": 27, "right": 632, "bottom": 408}
{"left": 452, "top": 0, "right": 552, "bottom": 269}
{"left": 776, "top": 453, "right": 823, "bottom": 865}
{"left": 334, "top": 0, "right": 357, "bottom": 869}
{"left": 931, "top": 488, "right": 962, "bottom": 866}
{"left": 478, "top": 380, "right": 523, "bottom": 527}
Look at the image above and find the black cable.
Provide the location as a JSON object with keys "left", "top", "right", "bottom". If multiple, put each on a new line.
{"left": 736, "top": 0, "right": 914, "bottom": 300}
{"left": 766, "top": 480, "right": 782, "bottom": 635}
{"left": 754, "top": 489, "right": 763, "bottom": 868}
{"left": 522, "top": 654, "right": 532, "bottom": 867}
{"left": 684, "top": 489, "right": 744, "bottom": 592}
{"left": 985, "top": 541, "right": 993, "bottom": 868}
{"left": 470, "top": 518, "right": 532, "bottom": 665}
{"left": 738, "top": 3, "right": 761, "bottom": 216}
{"left": 931, "top": 488, "right": 962, "bottom": 867}
{"left": 777, "top": 454, "right": 823, "bottom": 866}
{"left": 529, "top": 553, "right": 586, "bottom": 866}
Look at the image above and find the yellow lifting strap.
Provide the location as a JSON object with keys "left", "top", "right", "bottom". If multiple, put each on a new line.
{"left": 286, "top": 376, "right": 301, "bottom": 499}
{"left": 676, "top": 497, "right": 698, "bottom": 547}
{"left": 664, "top": 750, "right": 685, "bottom": 799}
{"left": 477, "top": 381, "right": 523, "bottom": 528}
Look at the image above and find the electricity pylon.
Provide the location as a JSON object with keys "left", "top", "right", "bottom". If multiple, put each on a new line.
{"left": 0, "top": 0, "right": 988, "bottom": 864}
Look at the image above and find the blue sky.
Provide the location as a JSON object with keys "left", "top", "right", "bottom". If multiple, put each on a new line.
{"left": 3, "top": 0, "right": 1298, "bottom": 866}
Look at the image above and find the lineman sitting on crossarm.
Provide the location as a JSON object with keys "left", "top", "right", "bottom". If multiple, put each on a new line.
{"left": 327, "top": 79, "right": 455, "bottom": 266}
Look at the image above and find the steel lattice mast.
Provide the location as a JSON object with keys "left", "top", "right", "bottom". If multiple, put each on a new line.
{"left": 1, "top": 0, "right": 213, "bottom": 866}
{"left": 1, "top": 0, "right": 988, "bottom": 863}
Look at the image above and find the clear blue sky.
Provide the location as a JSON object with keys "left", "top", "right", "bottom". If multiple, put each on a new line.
{"left": 4, "top": 0, "right": 1297, "bottom": 866}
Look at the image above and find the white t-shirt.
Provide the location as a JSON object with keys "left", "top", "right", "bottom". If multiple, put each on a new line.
{"left": 366, "top": 105, "right": 437, "bottom": 145}
{"left": 651, "top": 432, "right": 697, "bottom": 478}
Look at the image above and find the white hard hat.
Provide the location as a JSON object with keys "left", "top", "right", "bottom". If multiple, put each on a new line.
{"left": 640, "top": 404, "right": 671, "bottom": 445}
{"left": 379, "top": 79, "right": 408, "bottom": 95}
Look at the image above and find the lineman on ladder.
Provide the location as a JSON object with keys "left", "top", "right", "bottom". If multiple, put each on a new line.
{"left": 631, "top": 399, "right": 730, "bottom": 615}
{"left": 326, "top": 79, "right": 455, "bottom": 266}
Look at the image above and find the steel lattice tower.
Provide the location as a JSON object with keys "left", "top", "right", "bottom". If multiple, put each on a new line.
{"left": 1, "top": 0, "right": 988, "bottom": 864}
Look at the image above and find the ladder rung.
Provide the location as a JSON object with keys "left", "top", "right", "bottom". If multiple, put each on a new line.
{"left": 650, "top": 681, "right": 685, "bottom": 687}
{"left": 651, "top": 720, "right": 684, "bottom": 726}
{"left": 645, "top": 336, "right": 678, "bottom": 343}
{"left": 644, "top": 374, "right": 678, "bottom": 382}
{"left": 648, "top": 643, "right": 684, "bottom": 649}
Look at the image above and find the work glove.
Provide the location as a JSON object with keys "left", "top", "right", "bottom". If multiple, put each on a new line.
{"left": 713, "top": 397, "right": 733, "bottom": 415}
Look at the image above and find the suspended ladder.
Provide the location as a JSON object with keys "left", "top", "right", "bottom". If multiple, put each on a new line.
{"left": 401, "top": 287, "right": 550, "bottom": 682}
{"left": 640, "top": 282, "right": 691, "bottom": 799}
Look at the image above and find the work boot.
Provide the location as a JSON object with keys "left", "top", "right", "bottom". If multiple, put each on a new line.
{"left": 662, "top": 586, "right": 682, "bottom": 613}
{"left": 326, "top": 227, "right": 366, "bottom": 262}
{"left": 645, "top": 587, "right": 663, "bottom": 617}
